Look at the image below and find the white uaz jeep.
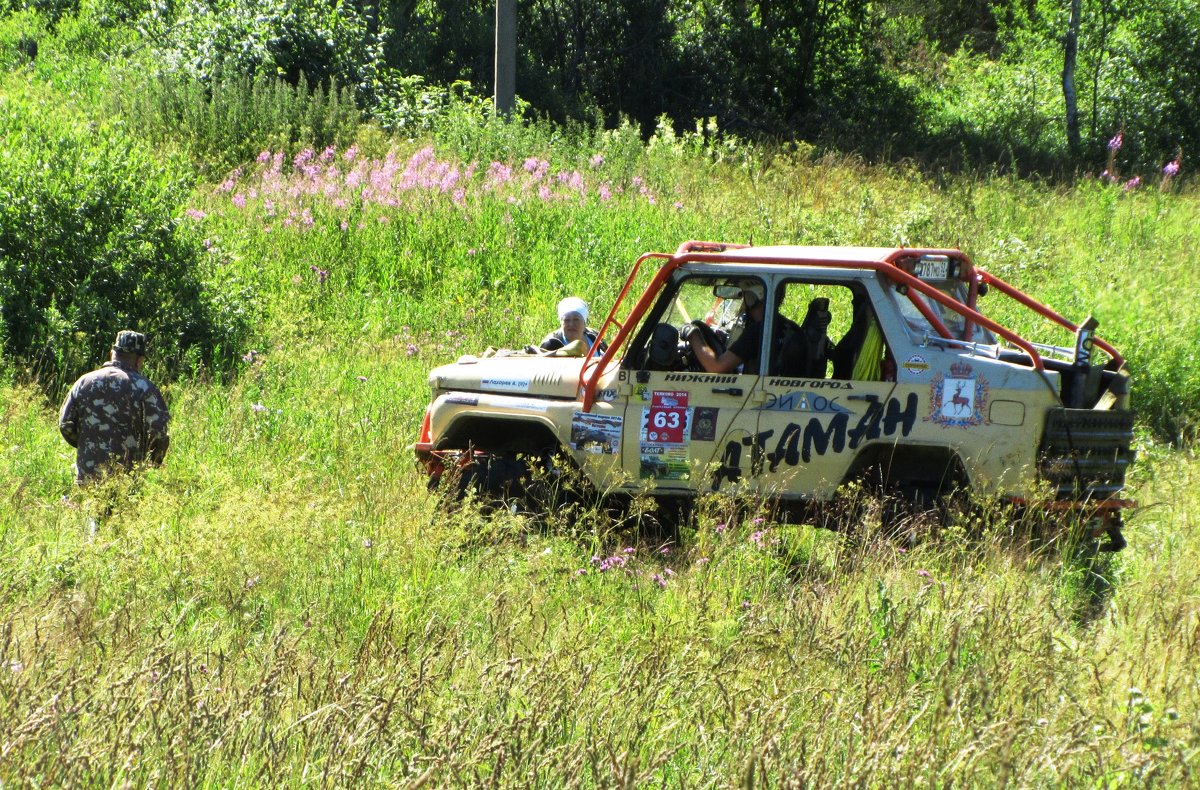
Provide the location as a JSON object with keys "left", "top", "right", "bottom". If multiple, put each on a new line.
{"left": 414, "top": 242, "right": 1135, "bottom": 549}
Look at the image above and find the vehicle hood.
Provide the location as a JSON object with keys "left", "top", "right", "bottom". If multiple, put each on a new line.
{"left": 427, "top": 354, "right": 588, "bottom": 399}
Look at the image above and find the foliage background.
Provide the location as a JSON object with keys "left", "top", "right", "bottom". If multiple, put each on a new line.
{"left": 2, "top": 0, "right": 1199, "bottom": 784}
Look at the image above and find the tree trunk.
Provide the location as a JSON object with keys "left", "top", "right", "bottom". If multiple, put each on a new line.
{"left": 1063, "top": 0, "right": 1081, "bottom": 156}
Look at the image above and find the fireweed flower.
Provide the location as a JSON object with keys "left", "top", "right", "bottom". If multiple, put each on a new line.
{"left": 589, "top": 153, "right": 605, "bottom": 168}
{"left": 1164, "top": 160, "right": 1181, "bottom": 177}
{"left": 1123, "top": 176, "right": 1141, "bottom": 192}
{"left": 486, "top": 161, "right": 513, "bottom": 188}
{"left": 523, "top": 157, "right": 549, "bottom": 179}
{"left": 1108, "top": 132, "right": 1123, "bottom": 152}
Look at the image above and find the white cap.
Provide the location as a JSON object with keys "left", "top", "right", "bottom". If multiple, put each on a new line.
{"left": 557, "top": 296, "right": 589, "bottom": 323}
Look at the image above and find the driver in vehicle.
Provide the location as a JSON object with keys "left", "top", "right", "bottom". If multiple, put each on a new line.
{"left": 680, "top": 284, "right": 768, "bottom": 374}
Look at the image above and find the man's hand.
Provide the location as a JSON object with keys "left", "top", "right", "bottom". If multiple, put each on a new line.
{"left": 679, "top": 320, "right": 703, "bottom": 342}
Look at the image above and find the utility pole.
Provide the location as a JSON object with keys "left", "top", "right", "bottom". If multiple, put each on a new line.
{"left": 494, "top": 0, "right": 516, "bottom": 117}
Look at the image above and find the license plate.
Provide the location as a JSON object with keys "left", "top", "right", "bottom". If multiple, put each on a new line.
{"left": 915, "top": 255, "right": 950, "bottom": 280}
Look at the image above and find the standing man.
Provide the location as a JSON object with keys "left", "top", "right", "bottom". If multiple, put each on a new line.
{"left": 59, "top": 330, "right": 170, "bottom": 484}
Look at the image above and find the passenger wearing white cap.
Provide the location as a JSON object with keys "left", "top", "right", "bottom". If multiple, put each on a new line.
{"left": 539, "top": 296, "right": 608, "bottom": 356}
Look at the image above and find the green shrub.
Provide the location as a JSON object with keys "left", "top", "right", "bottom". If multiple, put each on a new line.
{"left": 107, "top": 65, "right": 360, "bottom": 175}
{"left": 136, "top": 0, "right": 384, "bottom": 98}
{"left": 0, "top": 98, "right": 255, "bottom": 395}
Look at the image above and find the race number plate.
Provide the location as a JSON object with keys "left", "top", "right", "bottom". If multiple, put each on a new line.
{"left": 645, "top": 390, "right": 689, "bottom": 444}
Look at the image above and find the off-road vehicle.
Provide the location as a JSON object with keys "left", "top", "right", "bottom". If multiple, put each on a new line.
{"left": 414, "top": 242, "right": 1135, "bottom": 549}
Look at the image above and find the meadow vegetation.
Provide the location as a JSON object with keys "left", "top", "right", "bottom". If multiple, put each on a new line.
{"left": 3, "top": 10, "right": 1200, "bottom": 787}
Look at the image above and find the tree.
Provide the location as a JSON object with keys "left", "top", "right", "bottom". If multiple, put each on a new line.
{"left": 1062, "top": 0, "right": 1080, "bottom": 155}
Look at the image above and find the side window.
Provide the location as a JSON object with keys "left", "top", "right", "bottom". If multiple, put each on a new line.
{"left": 628, "top": 275, "right": 767, "bottom": 372}
{"left": 771, "top": 282, "right": 894, "bottom": 381}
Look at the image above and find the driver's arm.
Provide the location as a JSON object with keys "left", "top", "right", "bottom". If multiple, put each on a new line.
{"left": 687, "top": 334, "right": 744, "bottom": 373}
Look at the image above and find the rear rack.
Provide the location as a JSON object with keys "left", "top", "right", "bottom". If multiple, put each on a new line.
{"left": 578, "top": 242, "right": 1124, "bottom": 410}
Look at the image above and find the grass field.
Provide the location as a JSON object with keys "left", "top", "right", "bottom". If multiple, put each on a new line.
{"left": 3, "top": 124, "right": 1200, "bottom": 784}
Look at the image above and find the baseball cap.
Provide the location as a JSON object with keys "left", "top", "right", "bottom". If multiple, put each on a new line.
{"left": 113, "top": 330, "right": 147, "bottom": 356}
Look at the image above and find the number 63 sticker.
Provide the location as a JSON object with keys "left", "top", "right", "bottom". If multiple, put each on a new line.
{"left": 644, "top": 391, "right": 690, "bottom": 444}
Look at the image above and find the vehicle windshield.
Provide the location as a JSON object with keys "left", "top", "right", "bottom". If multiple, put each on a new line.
{"left": 888, "top": 281, "right": 996, "bottom": 344}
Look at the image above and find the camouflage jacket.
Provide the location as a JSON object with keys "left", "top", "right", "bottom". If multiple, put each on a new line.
{"left": 59, "top": 361, "right": 171, "bottom": 483}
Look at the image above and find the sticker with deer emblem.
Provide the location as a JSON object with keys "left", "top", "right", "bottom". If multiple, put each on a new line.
{"left": 927, "top": 361, "right": 989, "bottom": 428}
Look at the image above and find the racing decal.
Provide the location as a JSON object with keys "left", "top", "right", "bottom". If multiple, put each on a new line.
{"left": 497, "top": 398, "right": 550, "bottom": 412}
{"left": 664, "top": 373, "right": 739, "bottom": 384}
{"left": 481, "top": 376, "right": 531, "bottom": 392}
{"left": 644, "top": 391, "right": 690, "bottom": 443}
{"left": 570, "top": 412, "right": 622, "bottom": 454}
{"left": 444, "top": 394, "right": 479, "bottom": 406}
{"left": 691, "top": 407, "right": 719, "bottom": 441}
{"left": 596, "top": 388, "right": 619, "bottom": 402}
{"left": 765, "top": 378, "right": 854, "bottom": 390}
{"left": 634, "top": 384, "right": 651, "bottom": 402}
{"left": 640, "top": 390, "right": 692, "bottom": 480}
{"left": 712, "top": 393, "right": 919, "bottom": 489}
{"left": 902, "top": 354, "right": 930, "bottom": 375}
{"left": 758, "top": 391, "right": 850, "bottom": 413}
{"left": 639, "top": 445, "right": 689, "bottom": 479}
{"left": 927, "top": 362, "right": 989, "bottom": 429}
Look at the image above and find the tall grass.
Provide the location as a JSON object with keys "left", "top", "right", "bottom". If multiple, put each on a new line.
{"left": 3, "top": 368, "right": 1198, "bottom": 783}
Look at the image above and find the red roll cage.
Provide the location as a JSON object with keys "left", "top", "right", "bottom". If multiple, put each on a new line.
{"left": 577, "top": 241, "right": 1123, "bottom": 411}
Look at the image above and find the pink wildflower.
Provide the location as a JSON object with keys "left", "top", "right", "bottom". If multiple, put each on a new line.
{"left": 1108, "top": 132, "right": 1123, "bottom": 152}
{"left": 1164, "top": 160, "right": 1181, "bottom": 177}
{"left": 487, "top": 161, "right": 513, "bottom": 187}
{"left": 1123, "top": 176, "right": 1141, "bottom": 192}
{"left": 589, "top": 153, "right": 605, "bottom": 168}
{"left": 523, "top": 157, "right": 549, "bottom": 179}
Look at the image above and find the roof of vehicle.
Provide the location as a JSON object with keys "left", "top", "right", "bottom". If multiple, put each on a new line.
{"left": 703, "top": 244, "right": 958, "bottom": 264}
